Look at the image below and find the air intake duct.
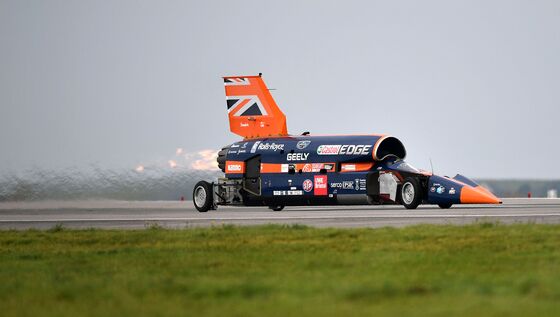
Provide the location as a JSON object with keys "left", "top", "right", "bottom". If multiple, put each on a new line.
{"left": 373, "top": 136, "right": 406, "bottom": 161}
{"left": 216, "top": 145, "right": 230, "bottom": 173}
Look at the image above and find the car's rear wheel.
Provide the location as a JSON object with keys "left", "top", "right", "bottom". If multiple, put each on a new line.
{"left": 438, "top": 203, "right": 453, "bottom": 209}
{"left": 400, "top": 177, "right": 422, "bottom": 209}
{"left": 193, "top": 181, "right": 213, "bottom": 212}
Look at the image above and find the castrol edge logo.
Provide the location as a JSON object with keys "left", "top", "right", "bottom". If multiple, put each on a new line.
{"left": 317, "top": 144, "right": 372, "bottom": 155}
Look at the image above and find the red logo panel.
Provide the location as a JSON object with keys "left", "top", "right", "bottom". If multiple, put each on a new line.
{"left": 314, "top": 175, "right": 328, "bottom": 196}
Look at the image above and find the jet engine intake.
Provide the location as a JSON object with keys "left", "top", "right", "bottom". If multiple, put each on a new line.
{"left": 373, "top": 136, "right": 406, "bottom": 161}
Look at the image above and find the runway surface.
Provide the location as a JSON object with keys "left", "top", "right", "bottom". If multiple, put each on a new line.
{"left": 1, "top": 198, "right": 560, "bottom": 229}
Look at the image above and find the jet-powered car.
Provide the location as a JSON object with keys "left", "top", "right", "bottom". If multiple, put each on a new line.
{"left": 193, "top": 74, "right": 501, "bottom": 212}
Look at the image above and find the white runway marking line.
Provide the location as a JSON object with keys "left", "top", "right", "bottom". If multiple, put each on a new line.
{"left": 2, "top": 213, "right": 560, "bottom": 223}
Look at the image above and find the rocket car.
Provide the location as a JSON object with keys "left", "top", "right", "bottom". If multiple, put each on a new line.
{"left": 192, "top": 74, "right": 501, "bottom": 212}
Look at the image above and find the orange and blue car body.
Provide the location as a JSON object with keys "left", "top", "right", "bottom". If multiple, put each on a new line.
{"left": 192, "top": 74, "right": 501, "bottom": 212}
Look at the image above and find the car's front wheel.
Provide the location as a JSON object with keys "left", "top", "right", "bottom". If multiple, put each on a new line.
{"left": 400, "top": 177, "right": 423, "bottom": 209}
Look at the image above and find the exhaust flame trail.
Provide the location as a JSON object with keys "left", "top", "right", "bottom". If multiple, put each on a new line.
{"left": 0, "top": 164, "right": 221, "bottom": 201}
{"left": 132, "top": 149, "right": 218, "bottom": 172}
{"left": 190, "top": 149, "right": 219, "bottom": 171}
{"left": 0, "top": 148, "right": 222, "bottom": 201}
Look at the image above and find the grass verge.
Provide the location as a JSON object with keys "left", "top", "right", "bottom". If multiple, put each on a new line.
{"left": 1, "top": 223, "right": 560, "bottom": 316}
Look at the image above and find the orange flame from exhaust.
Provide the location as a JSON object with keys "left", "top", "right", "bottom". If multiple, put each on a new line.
{"left": 190, "top": 150, "right": 219, "bottom": 171}
{"left": 134, "top": 149, "right": 218, "bottom": 172}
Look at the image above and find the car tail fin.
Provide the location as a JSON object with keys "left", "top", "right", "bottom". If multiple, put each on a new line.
{"left": 223, "top": 75, "right": 288, "bottom": 139}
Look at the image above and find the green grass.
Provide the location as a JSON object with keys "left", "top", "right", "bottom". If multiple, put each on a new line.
{"left": 1, "top": 223, "right": 560, "bottom": 316}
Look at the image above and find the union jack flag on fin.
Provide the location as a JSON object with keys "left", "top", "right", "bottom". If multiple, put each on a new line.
{"left": 223, "top": 75, "right": 288, "bottom": 139}
{"left": 226, "top": 95, "right": 268, "bottom": 116}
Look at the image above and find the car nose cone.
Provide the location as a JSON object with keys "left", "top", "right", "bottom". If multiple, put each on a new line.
{"left": 460, "top": 185, "right": 502, "bottom": 204}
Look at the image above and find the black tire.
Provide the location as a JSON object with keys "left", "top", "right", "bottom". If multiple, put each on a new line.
{"left": 399, "top": 177, "right": 423, "bottom": 210}
{"left": 193, "top": 181, "right": 213, "bottom": 212}
{"left": 269, "top": 205, "right": 285, "bottom": 211}
{"left": 438, "top": 203, "right": 453, "bottom": 209}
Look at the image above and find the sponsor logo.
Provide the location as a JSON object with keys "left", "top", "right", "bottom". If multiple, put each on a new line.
{"left": 313, "top": 163, "right": 332, "bottom": 172}
{"left": 226, "top": 163, "right": 243, "bottom": 172}
{"left": 303, "top": 179, "right": 314, "bottom": 192}
{"left": 341, "top": 164, "right": 356, "bottom": 171}
{"left": 343, "top": 181, "right": 354, "bottom": 189}
{"left": 355, "top": 179, "right": 367, "bottom": 191}
{"left": 431, "top": 183, "right": 446, "bottom": 194}
{"left": 314, "top": 175, "right": 328, "bottom": 196}
{"left": 449, "top": 188, "right": 456, "bottom": 195}
{"left": 317, "top": 145, "right": 341, "bottom": 155}
{"left": 330, "top": 181, "right": 354, "bottom": 190}
{"left": 302, "top": 163, "right": 334, "bottom": 173}
{"left": 317, "top": 144, "right": 372, "bottom": 155}
{"left": 250, "top": 141, "right": 261, "bottom": 153}
{"left": 240, "top": 123, "right": 249, "bottom": 127}
{"left": 286, "top": 153, "right": 309, "bottom": 161}
{"left": 281, "top": 164, "right": 289, "bottom": 173}
{"left": 273, "top": 190, "right": 303, "bottom": 196}
{"left": 341, "top": 145, "right": 371, "bottom": 155}
{"left": 241, "top": 142, "right": 248, "bottom": 148}
{"left": 231, "top": 144, "right": 240, "bottom": 148}
{"left": 257, "top": 142, "right": 285, "bottom": 151}
{"left": 296, "top": 140, "right": 311, "bottom": 149}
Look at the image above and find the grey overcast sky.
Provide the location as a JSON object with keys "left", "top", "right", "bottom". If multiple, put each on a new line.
{"left": 0, "top": 0, "right": 559, "bottom": 178}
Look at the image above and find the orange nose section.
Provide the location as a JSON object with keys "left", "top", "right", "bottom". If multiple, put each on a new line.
{"left": 460, "top": 186, "right": 502, "bottom": 204}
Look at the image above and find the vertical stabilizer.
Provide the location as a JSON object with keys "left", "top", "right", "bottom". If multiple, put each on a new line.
{"left": 223, "top": 75, "right": 288, "bottom": 139}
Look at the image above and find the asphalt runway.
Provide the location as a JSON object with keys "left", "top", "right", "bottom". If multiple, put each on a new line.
{"left": 1, "top": 198, "right": 560, "bottom": 229}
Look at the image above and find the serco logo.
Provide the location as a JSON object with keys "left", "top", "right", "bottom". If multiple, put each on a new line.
{"left": 317, "top": 144, "right": 372, "bottom": 155}
{"left": 303, "top": 179, "right": 313, "bottom": 192}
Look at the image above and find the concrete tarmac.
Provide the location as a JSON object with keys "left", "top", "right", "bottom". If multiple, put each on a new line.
{"left": 1, "top": 198, "right": 560, "bottom": 229}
